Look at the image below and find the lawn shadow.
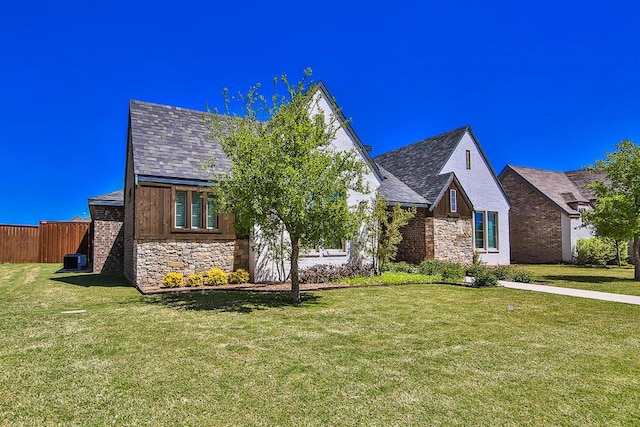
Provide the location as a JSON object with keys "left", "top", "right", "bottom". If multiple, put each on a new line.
{"left": 143, "top": 290, "right": 323, "bottom": 313}
{"left": 51, "top": 273, "right": 132, "bottom": 288}
{"left": 544, "top": 275, "right": 636, "bottom": 284}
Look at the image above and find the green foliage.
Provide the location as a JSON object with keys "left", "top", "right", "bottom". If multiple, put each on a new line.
{"left": 206, "top": 69, "right": 369, "bottom": 302}
{"left": 162, "top": 272, "right": 183, "bottom": 288}
{"left": 229, "top": 269, "right": 250, "bottom": 284}
{"left": 509, "top": 267, "right": 534, "bottom": 283}
{"left": 384, "top": 261, "right": 420, "bottom": 274}
{"left": 473, "top": 271, "right": 498, "bottom": 287}
{"left": 340, "top": 271, "right": 439, "bottom": 286}
{"left": 418, "top": 259, "right": 445, "bottom": 276}
{"left": 207, "top": 268, "right": 229, "bottom": 286}
{"left": 465, "top": 264, "right": 487, "bottom": 278}
{"left": 185, "top": 273, "right": 204, "bottom": 287}
{"left": 440, "top": 262, "right": 465, "bottom": 284}
{"left": 472, "top": 251, "right": 481, "bottom": 265}
{"left": 365, "top": 193, "right": 416, "bottom": 274}
{"left": 492, "top": 265, "right": 512, "bottom": 280}
{"left": 586, "top": 140, "right": 640, "bottom": 276}
{"left": 576, "top": 237, "right": 626, "bottom": 266}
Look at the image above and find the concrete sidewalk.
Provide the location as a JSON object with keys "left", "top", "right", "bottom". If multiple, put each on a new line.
{"left": 500, "top": 281, "right": 640, "bottom": 306}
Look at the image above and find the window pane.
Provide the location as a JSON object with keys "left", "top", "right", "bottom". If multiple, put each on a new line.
{"left": 207, "top": 195, "right": 218, "bottom": 229}
{"left": 191, "top": 193, "right": 202, "bottom": 229}
{"left": 175, "top": 191, "right": 186, "bottom": 228}
{"left": 487, "top": 212, "right": 498, "bottom": 249}
{"left": 450, "top": 189, "right": 457, "bottom": 212}
{"left": 474, "top": 212, "right": 484, "bottom": 249}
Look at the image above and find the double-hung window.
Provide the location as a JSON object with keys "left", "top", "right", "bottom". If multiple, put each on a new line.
{"left": 174, "top": 189, "right": 219, "bottom": 231}
{"left": 474, "top": 211, "right": 498, "bottom": 250}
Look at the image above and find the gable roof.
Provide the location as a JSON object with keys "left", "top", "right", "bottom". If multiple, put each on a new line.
{"left": 374, "top": 126, "right": 468, "bottom": 203}
{"left": 88, "top": 190, "right": 124, "bottom": 206}
{"left": 500, "top": 165, "right": 607, "bottom": 216}
{"left": 129, "top": 100, "right": 231, "bottom": 184}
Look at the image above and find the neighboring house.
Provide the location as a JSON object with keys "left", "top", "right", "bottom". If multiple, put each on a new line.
{"left": 376, "top": 126, "right": 511, "bottom": 265}
{"left": 90, "top": 82, "right": 381, "bottom": 289}
{"left": 88, "top": 190, "right": 124, "bottom": 273}
{"left": 499, "top": 165, "right": 606, "bottom": 263}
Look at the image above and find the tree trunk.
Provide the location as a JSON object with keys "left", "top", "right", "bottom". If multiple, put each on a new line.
{"left": 616, "top": 240, "right": 621, "bottom": 267}
{"left": 634, "top": 237, "right": 640, "bottom": 280}
{"left": 290, "top": 236, "right": 301, "bottom": 304}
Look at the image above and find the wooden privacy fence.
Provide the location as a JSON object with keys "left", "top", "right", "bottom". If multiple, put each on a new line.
{"left": 0, "top": 221, "right": 89, "bottom": 264}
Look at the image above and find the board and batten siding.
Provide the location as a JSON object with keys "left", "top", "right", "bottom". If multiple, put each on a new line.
{"left": 440, "top": 131, "right": 510, "bottom": 265}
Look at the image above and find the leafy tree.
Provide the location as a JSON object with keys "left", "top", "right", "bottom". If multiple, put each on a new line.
{"left": 366, "top": 193, "right": 416, "bottom": 274}
{"left": 583, "top": 140, "right": 640, "bottom": 278}
{"left": 205, "top": 69, "right": 369, "bottom": 303}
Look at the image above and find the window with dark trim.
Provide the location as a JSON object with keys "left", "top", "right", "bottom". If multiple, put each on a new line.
{"left": 450, "top": 189, "right": 457, "bottom": 213}
{"left": 466, "top": 150, "right": 471, "bottom": 170}
{"left": 173, "top": 189, "right": 219, "bottom": 232}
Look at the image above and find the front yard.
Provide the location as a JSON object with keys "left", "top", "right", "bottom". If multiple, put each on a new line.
{"left": 0, "top": 264, "right": 639, "bottom": 425}
{"left": 525, "top": 264, "right": 640, "bottom": 296}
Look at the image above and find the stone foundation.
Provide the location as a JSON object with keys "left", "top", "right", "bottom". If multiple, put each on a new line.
{"left": 433, "top": 217, "right": 473, "bottom": 264}
{"left": 135, "top": 240, "right": 237, "bottom": 287}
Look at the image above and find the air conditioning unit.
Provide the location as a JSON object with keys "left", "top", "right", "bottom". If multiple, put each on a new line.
{"left": 63, "top": 254, "right": 87, "bottom": 270}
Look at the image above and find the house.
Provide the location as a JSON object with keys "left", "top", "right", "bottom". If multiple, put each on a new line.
{"left": 375, "top": 126, "right": 511, "bottom": 265}
{"left": 498, "top": 165, "right": 606, "bottom": 263}
{"left": 90, "top": 82, "right": 381, "bottom": 289}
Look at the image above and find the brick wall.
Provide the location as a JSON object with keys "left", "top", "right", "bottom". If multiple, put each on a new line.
{"left": 396, "top": 207, "right": 428, "bottom": 264}
{"left": 500, "top": 171, "right": 564, "bottom": 263}
{"left": 92, "top": 205, "right": 124, "bottom": 273}
{"left": 123, "top": 139, "right": 135, "bottom": 284}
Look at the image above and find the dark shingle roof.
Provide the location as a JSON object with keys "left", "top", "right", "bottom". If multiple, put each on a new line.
{"left": 129, "top": 100, "right": 232, "bottom": 182}
{"left": 504, "top": 166, "right": 606, "bottom": 215}
{"left": 88, "top": 190, "right": 124, "bottom": 206}
{"left": 374, "top": 126, "right": 468, "bottom": 202}
{"left": 376, "top": 164, "right": 430, "bottom": 206}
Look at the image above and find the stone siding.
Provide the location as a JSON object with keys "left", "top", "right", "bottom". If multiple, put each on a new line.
{"left": 135, "top": 240, "right": 237, "bottom": 288}
{"left": 433, "top": 217, "right": 473, "bottom": 264}
{"left": 500, "top": 171, "right": 564, "bottom": 263}
{"left": 91, "top": 205, "right": 124, "bottom": 273}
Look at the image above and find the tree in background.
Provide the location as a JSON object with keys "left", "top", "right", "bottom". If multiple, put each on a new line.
{"left": 205, "top": 69, "right": 369, "bottom": 303}
{"left": 583, "top": 140, "right": 640, "bottom": 278}
{"left": 366, "top": 193, "right": 416, "bottom": 274}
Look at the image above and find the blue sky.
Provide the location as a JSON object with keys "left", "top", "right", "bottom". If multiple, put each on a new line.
{"left": 1, "top": 1, "right": 639, "bottom": 225}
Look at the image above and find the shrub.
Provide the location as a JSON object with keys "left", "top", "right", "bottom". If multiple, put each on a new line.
{"left": 384, "top": 261, "right": 420, "bottom": 274}
{"left": 229, "top": 269, "right": 250, "bottom": 284}
{"left": 207, "top": 268, "right": 229, "bottom": 286}
{"left": 575, "top": 237, "right": 623, "bottom": 266}
{"left": 492, "top": 265, "right": 511, "bottom": 280}
{"left": 299, "top": 263, "right": 374, "bottom": 283}
{"left": 473, "top": 271, "right": 498, "bottom": 287}
{"left": 162, "top": 272, "right": 183, "bottom": 288}
{"left": 440, "top": 262, "right": 464, "bottom": 284}
{"left": 509, "top": 267, "right": 533, "bottom": 283}
{"left": 418, "top": 259, "right": 445, "bottom": 275}
{"left": 465, "top": 264, "right": 487, "bottom": 278}
{"left": 186, "top": 273, "right": 204, "bottom": 287}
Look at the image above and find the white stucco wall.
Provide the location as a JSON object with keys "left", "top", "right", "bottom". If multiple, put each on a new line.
{"left": 253, "top": 92, "right": 380, "bottom": 282}
{"left": 570, "top": 210, "right": 596, "bottom": 259}
{"left": 440, "top": 131, "right": 511, "bottom": 265}
{"left": 561, "top": 214, "right": 573, "bottom": 262}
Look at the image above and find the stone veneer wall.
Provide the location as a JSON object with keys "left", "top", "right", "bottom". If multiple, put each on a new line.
{"left": 135, "top": 240, "right": 238, "bottom": 288}
{"left": 91, "top": 205, "right": 124, "bottom": 273}
{"left": 500, "top": 171, "right": 563, "bottom": 263}
{"left": 432, "top": 217, "right": 473, "bottom": 264}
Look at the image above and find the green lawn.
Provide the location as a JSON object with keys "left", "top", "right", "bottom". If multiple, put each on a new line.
{"left": 523, "top": 264, "right": 640, "bottom": 296}
{"left": 1, "top": 264, "right": 639, "bottom": 425}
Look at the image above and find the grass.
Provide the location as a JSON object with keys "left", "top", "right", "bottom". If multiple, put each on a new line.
{"left": 1, "top": 263, "right": 639, "bottom": 425}
{"left": 338, "top": 271, "right": 440, "bottom": 285}
{"left": 524, "top": 264, "right": 640, "bottom": 296}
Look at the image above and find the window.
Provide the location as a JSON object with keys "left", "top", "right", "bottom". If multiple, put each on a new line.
{"left": 466, "top": 150, "right": 471, "bottom": 170}
{"left": 173, "top": 189, "right": 219, "bottom": 231}
{"left": 450, "top": 189, "right": 457, "bottom": 213}
{"left": 474, "top": 211, "right": 499, "bottom": 250}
